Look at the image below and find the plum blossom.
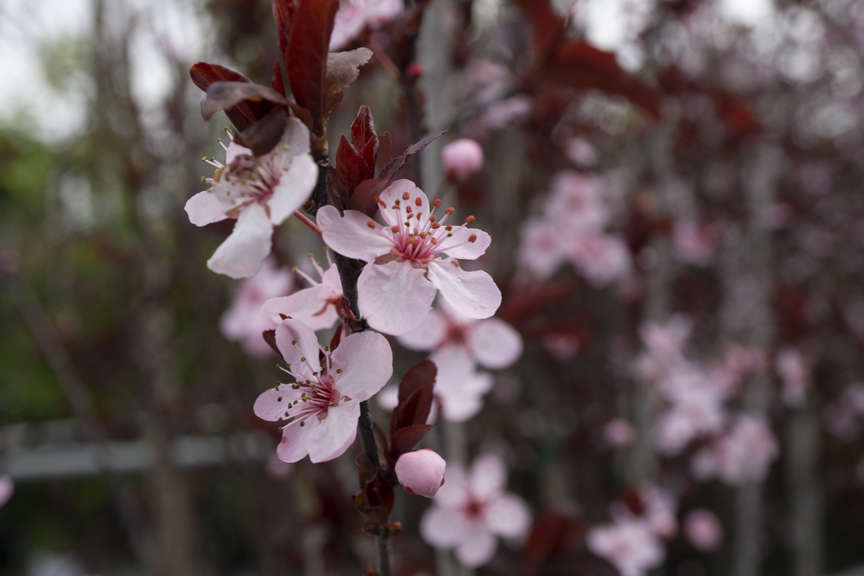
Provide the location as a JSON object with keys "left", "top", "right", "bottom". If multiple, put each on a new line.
{"left": 634, "top": 316, "right": 691, "bottom": 382}
{"left": 262, "top": 255, "right": 343, "bottom": 331}
{"left": 655, "top": 363, "right": 727, "bottom": 455}
{"left": 604, "top": 418, "right": 635, "bottom": 448}
{"left": 317, "top": 179, "right": 501, "bottom": 335}
{"left": 253, "top": 319, "right": 392, "bottom": 463}
{"left": 673, "top": 220, "right": 718, "bottom": 266}
{"left": 421, "top": 454, "right": 530, "bottom": 567}
{"left": 692, "top": 415, "right": 778, "bottom": 484}
{"left": 441, "top": 139, "right": 484, "bottom": 183}
{"left": 824, "top": 383, "right": 864, "bottom": 439}
{"left": 397, "top": 302, "right": 522, "bottom": 370}
{"left": 776, "top": 348, "right": 810, "bottom": 407}
{"left": 220, "top": 259, "right": 294, "bottom": 356}
{"left": 185, "top": 118, "right": 317, "bottom": 278}
{"left": 395, "top": 449, "right": 446, "bottom": 498}
{"left": 685, "top": 509, "right": 723, "bottom": 552}
{"left": 432, "top": 347, "right": 494, "bottom": 422}
{"left": 587, "top": 516, "right": 664, "bottom": 576}
{"left": 330, "top": 0, "right": 403, "bottom": 50}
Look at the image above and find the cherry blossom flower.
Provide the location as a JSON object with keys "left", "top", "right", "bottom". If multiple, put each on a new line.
{"left": 0, "top": 475, "right": 12, "bottom": 508}
{"left": 432, "top": 347, "right": 494, "bottom": 422}
{"left": 518, "top": 217, "right": 568, "bottom": 280}
{"left": 441, "top": 139, "right": 484, "bottom": 183}
{"left": 634, "top": 317, "right": 691, "bottom": 382}
{"left": 421, "top": 454, "right": 530, "bottom": 567}
{"left": 185, "top": 118, "right": 317, "bottom": 278}
{"left": 220, "top": 259, "right": 294, "bottom": 356}
{"left": 395, "top": 449, "right": 446, "bottom": 498}
{"left": 253, "top": 319, "right": 392, "bottom": 463}
{"left": 673, "top": 220, "right": 718, "bottom": 266}
{"left": 317, "top": 179, "right": 501, "bottom": 335}
{"left": 604, "top": 418, "right": 635, "bottom": 448}
{"left": 570, "top": 233, "right": 632, "bottom": 287}
{"left": 330, "top": 0, "right": 403, "bottom": 50}
{"left": 685, "top": 509, "right": 723, "bottom": 552}
{"left": 397, "top": 303, "right": 522, "bottom": 370}
{"left": 587, "top": 516, "right": 664, "bottom": 576}
{"left": 544, "top": 172, "right": 608, "bottom": 231}
{"left": 262, "top": 255, "right": 343, "bottom": 331}
{"left": 692, "top": 415, "right": 778, "bottom": 484}
{"left": 776, "top": 348, "right": 810, "bottom": 407}
{"left": 640, "top": 486, "right": 678, "bottom": 539}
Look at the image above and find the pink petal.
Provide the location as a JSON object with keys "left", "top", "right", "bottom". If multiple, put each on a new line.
{"left": 485, "top": 494, "right": 531, "bottom": 539}
{"left": 185, "top": 191, "right": 230, "bottom": 226}
{"left": 331, "top": 331, "right": 393, "bottom": 401}
{"left": 253, "top": 384, "right": 301, "bottom": 422}
{"left": 268, "top": 154, "right": 318, "bottom": 225}
{"left": 225, "top": 140, "right": 252, "bottom": 164}
{"left": 378, "top": 179, "right": 429, "bottom": 226}
{"left": 470, "top": 453, "right": 506, "bottom": 499}
{"left": 305, "top": 401, "right": 360, "bottom": 463}
{"left": 0, "top": 476, "right": 13, "bottom": 508}
{"left": 279, "top": 117, "right": 312, "bottom": 156}
{"left": 358, "top": 260, "right": 436, "bottom": 335}
{"left": 317, "top": 205, "right": 393, "bottom": 261}
{"left": 376, "top": 384, "right": 399, "bottom": 411}
{"left": 396, "top": 309, "right": 447, "bottom": 351}
{"left": 468, "top": 318, "right": 522, "bottom": 369}
{"left": 440, "top": 391, "right": 484, "bottom": 422}
{"left": 455, "top": 528, "right": 497, "bottom": 567}
{"left": 428, "top": 260, "right": 501, "bottom": 320}
{"left": 438, "top": 227, "right": 491, "bottom": 261}
{"left": 207, "top": 203, "right": 273, "bottom": 279}
{"left": 395, "top": 449, "right": 446, "bottom": 498}
{"left": 263, "top": 287, "right": 338, "bottom": 331}
{"left": 421, "top": 505, "right": 471, "bottom": 547}
{"left": 274, "top": 319, "right": 322, "bottom": 378}
{"left": 276, "top": 422, "right": 311, "bottom": 463}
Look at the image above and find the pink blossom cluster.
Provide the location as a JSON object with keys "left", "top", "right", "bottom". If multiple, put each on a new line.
{"left": 692, "top": 415, "right": 778, "bottom": 484}
{"left": 518, "top": 171, "right": 631, "bottom": 287}
{"left": 330, "top": 0, "right": 403, "bottom": 50}
{"left": 824, "top": 383, "right": 864, "bottom": 440}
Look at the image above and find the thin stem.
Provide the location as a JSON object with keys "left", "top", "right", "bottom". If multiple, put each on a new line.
{"left": 377, "top": 531, "right": 392, "bottom": 576}
{"left": 293, "top": 209, "right": 322, "bottom": 235}
{"left": 358, "top": 401, "right": 381, "bottom": 470}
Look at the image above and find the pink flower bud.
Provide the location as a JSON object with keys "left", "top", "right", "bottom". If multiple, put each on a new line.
{"left": 441, "top": 139, "right": 484, "bottom": 183}
{"left": 395, "top": 449, "right": 446, "bottom": 498}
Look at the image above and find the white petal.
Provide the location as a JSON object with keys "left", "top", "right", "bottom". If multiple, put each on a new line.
{"left": 468, "top": 318, "right": 523, "bottom": 369}
{"left": 262, "top": 286, "right": 338, "bottom": 331}
{"left": 306, "top": 401, "right": 360, "bottom": 463}
{"left": 428, "top": 260, "right": 501, "bottom": 320}
{"left": 420, "top": 506, "right": 471, "bottom": 548}
{"left": 268, "top": 155, "right": 318, "bottom": 225}
{"left": 207, "top": 203, "right": 273, "bottom": 279}
{"left": 331, "top": 331, "right": 394, "bottom": 401}
{"left": 455, "top": 528, "right": 497, "bottom": 567}
{"left": 470, "top": 453, "right": 506, "bottom": 499}
{"left": 317, "top": 205, "right": 394, "bottom": 261}
{"left": 486, "top": 494, "right": 531, "bottom": 539}
{"left": 274, "top": 319, "right": 322, "bottom": 378}
{"left": 276, "top": 422, "right": 311, "bottom": 463}
{"left": 438, "top": 227, "right": 491, "bottom": 261}
{"left": 253, "top": 384, "right": 301, "bottom": 422}
{"left": 377, "top": 179, "right": 429, "bottom": 226}
{"left": 357, "top": 261, "right": 436, "bottom": 335}
{"left": 396, "top": 309, "right": 447, "bottom": 351}
{"left": 376, "top": 384, "right": 399, "bottom": 411}
{"left": 184, "top": 191, "right": 230, "bottom": 226}
{"left": 279, "top": 117, "right": 312, "bottom": 156}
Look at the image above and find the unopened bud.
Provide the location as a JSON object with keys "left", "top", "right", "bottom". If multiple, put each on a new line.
{"left": 395, "top": 449, "right": 446, "bottom": 498}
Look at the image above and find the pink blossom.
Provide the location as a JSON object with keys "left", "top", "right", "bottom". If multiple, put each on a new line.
{"left": 634, "top": 317, "right": 691, "bottom": 381}
{"left": 685, "top": 509, "right": 723, "bottom": 552}
{"left": 397, "top": 303, "right": 522, "bottom": 370}
{"left": 587, "top": 516, "right": 664, "bottom": 576}
{"left": 395, "top": 449, "right": 446, "bottom": 498}
{"left": 330, "top": 0, "right": 403, "bottom": 50}
{"left": 563, "top": 137, "right": 597, "bottom": 166}
{"left": 543, "top": 332, "right": 582, "bottom": 359}
{"left": 673, "top": 220, "right": 718, "bottom": 266}
{"left": 545, "top": 172, "right": 608, "bottom": 231}
{"left": 185, "top": 118, "right": 318, "bottom": 278}
{"left": 570, "top": 233, "right": 632, "bottom": 287}
{"left": 262, "top": 255, "right": 343, "bottom": 331}
{"left": 692, "top": 415, "right": 778, "bottom": 484}
{"left": 431, "top": 347, "right": 494, "bottom": 422}
{"left": 0, "top": 475, "right": 12, "bottom": 508}
{"left": 655, "top": 365, "right": 727, "bottom": 455}
{"left": 441, "top": 139, "right": 484, "bottom": 183}
{"left": 220, "top": 259, "right": 294, "bottom": 356}
{"left": 253, "top": 319, "right": 392, "bottom": 463}
{"left": 518, "top": 217, "right": 568, "bottom": 280}
{"left": 776, "top": 348, "right": 809, "bottom": 407}
{"left": 604, "top": 418, "right": 635, "bottom": 448}
{"left": 421, "top": 454, "right": 530, "bottom": 567}
{"left": 317, "top": 180, "right": 501, "bottom": 335}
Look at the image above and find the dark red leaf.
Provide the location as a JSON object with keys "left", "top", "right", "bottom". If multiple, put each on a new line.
{"left": 325, "top": 48, "right": 374, "bottom": 118}
{"left": 201, "top": 81, "right": 286, "bottom": 121}
{"left": 235, "top": 107, "right": 288, "bottom": 156}
{"left": 287, "top": 0, "right": 340, "bottom": 135}
{"left": 333, "top": 136, "right": 370, "bottom": 207}
{"left": 347, "top": 177, "right": 387, "bottom": 216}
{"left": 379, "top": 130, "right": 447, "bottom": 181}
{"left": 522, "top": 511, "right": 583, "bottom": 576}
{"left": 272, "top": 62, "right": 286, "bottom": 96}
{"left": 262, "top": 329, "right": 280, "bottom": 357}
{"left": 390, "top": 424, "right": 433, "bottom": 457}
{"left": 398, "top": 359, "right": 437, "bottom": 402}
{"left": 350, "top": 105, "right": 377, "bottom": 149}
{"left": 513, "top": 0, "right": 565, "bottom": 61}
{"left": 190, "top": 62, "right": 262, "bottom": 131}
{"left": 272, "top": 0, "right": 299, "bottom": 68}
{"left": 391, "top": 388, "right": 433, "bottom": 433}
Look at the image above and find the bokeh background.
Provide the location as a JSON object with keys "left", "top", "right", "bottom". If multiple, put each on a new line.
{"left": 2, "top": 0, "right": 864, "bottom": 574}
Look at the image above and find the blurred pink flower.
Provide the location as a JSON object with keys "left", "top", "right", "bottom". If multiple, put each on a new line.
{"left": 543, "top": 332, "right": 582, "bottom": 360}
{"left": 397, "top": 303, "right": 522, "bottom": 370}
{"left": 421, "top": 454, "right": 530, "bottom": 567}
{"left": 220, "top": 259, "right": 294, "bottom": 356}
{"left": 253, "top": 319, "right": 392, "bottom": 463}
{"left": 262, "top": 255, "right": 343, "bottom": 331}
{"left": 634, "top": 317, "right": 691, "bottom": 381}
{"left": 692, "top": 415, "right": 777, "bottom": 484}
{"left": 395, "top": 449, "right": 446, "bottom": 498}
{"left": 570, "top": 233, "right": 632, "bottom": 287}
{"left": 563, "top": 137, "right": 597, "bottom": 166}
{"left": 641, "top": 486, "right": 678, "bottom": 539}
{"left": 673, "top": 220, "right": 718, "bottom": 266}
{"left": 604, "top": 418, "right": 635, "bottom": 448}
{"left": 185, "top": 118, "right": 318, "bottom": 278}
{"left": 518, "top": 218, "right": 568, "bottom": 280}
{"left": 776, "top": 348, "right": 810, "bottom": 407}
{"left": 685, "top": 509, "right": 723, "bottom": 552}
{"left": 441, "top": 139, "right": 484, "bottom": 183}
{"left": 545, "top": 172, "right": 608, "bottom": 231}
{"left": 587, "top": 516, "right": 664, "bottom": 576}
{"left": 431, "top": 347, "right": 494, "bottom": 422}
{"left": 330, "top": 0, "right": 403, "bottom": 50}
{"left": 317, "top": 179, "right": 500, "bottom": 335}
{"left": 0, "top": 475, "right": 13, "bottom": 508}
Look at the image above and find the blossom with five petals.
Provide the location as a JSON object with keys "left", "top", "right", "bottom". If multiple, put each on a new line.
{"left": 262, "top": 255, "right": 344, "bottom": 332}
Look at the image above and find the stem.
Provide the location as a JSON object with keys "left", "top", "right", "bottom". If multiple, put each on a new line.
{"left": 377, "top": 532, "right": 392, "bottom": 576}
{"left": 358, "top": 400, "right": 381, "bottom": 470}
{"left": 293, "top": 209, "right": 322, "bottom": 235}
